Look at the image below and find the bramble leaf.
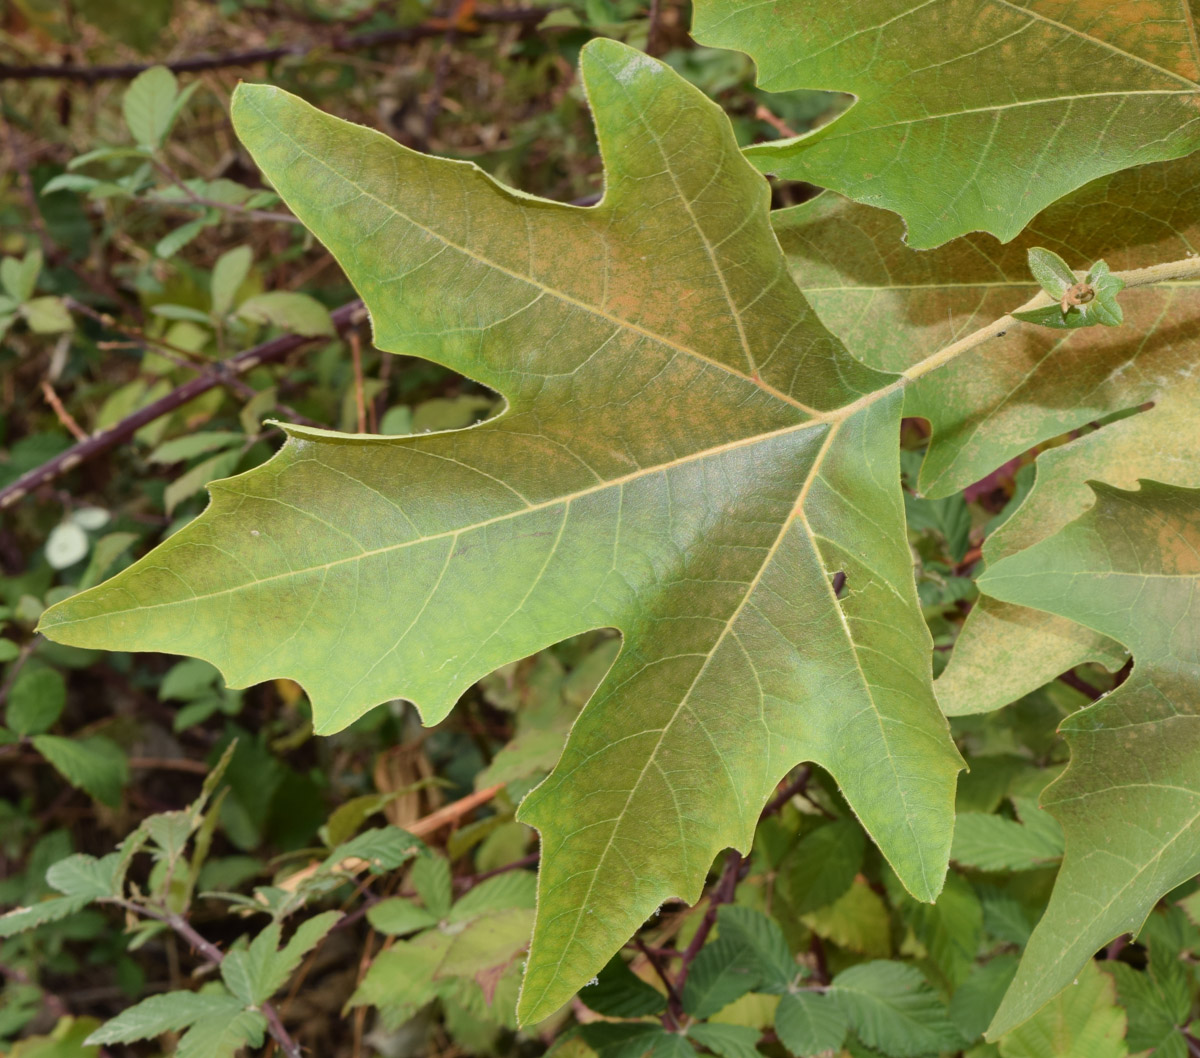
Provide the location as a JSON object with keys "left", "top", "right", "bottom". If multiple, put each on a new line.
{"left": 85, "top": 991, "right": 245, "bottom": 1046}
{"left": 980, "top": 482, "right": 1200, "bottom": 1036}
{"left": 692, "top": 0, "right": 1200, "bottom": 248}
{"left": 688, "top": 1022, "right": 763, "bottom": 1058}
{"left": 787, "top": 818, "right": 865, "bottom": 914}
{"left": 221, "top": 911, "right": 340, "bottom": 1006}
{"left": 682, "top": 935, "right": 763, "bottom": 1019}
{"left": 37, "top": 39, "right": 963, "bottom": 1022}
{"left": 367, "top": 898, "right": 439, "bottom": 937}
{"left": 774, "top": 991, "right": 848, "bottom": 1057}
{"left": 122, "top": 65, "right": 194, "bottom": 151}
{"left": 828, "top": 960, "right": 962, "bottom": 1057}
{"left": 31, "top": 735, "right": 128, "bottom": 807}
{"left": 7, "top": 666, "right": 66, "bottom": 736}
{"left": 580, "top": 955, "right": 668, "bottom": 1018}
{"left": 951, "top": 800, "right": 1064, "bottom": 873}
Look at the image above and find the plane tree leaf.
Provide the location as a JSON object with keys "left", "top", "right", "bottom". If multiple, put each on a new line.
{"left": 979, "top": 481, "right": 1200, "bottom": 1037}
{"left": 774, "top": 153, "right": 1200, "bottom": 715}
{"left": 691, "top": 0, "right": 1200, "bottom": 249}
{"left": 996, "top": 961, "right": 1127, "bottom": 1058}
{"left": 35, "top": 39, "right": 963, "bottom": 1025}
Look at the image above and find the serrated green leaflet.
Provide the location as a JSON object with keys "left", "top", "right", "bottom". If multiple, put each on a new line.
{"left": 828, "top": 960, "right": 963, "bottom": 1057}
{"left": 85, "top": 992, "right": 245, "bottom": 1046}
{"left": 774, "top": 153, "right": 1200, "bottom": 716}
{"left": 951, "top": 807, "right": 1063, "bottom": 873}
{"left": 775, "top": 990, "right": 848, "bottom": 1057}
{"left": 687, "top": 1023, "right": 762, "bottom": 1058}
{"left": 36, "top": 39, "right": 965, "bottom": 1022}
{"left": 692, "top": 0, "right": 1200, "bottom": 249}
{"left": 980, "top": 482, "right": 1200, "bottom": 1036}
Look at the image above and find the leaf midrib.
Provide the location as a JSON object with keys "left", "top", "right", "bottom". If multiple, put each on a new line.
{"left": 806, "top": 90, "right": 1200, "bottom": 141}
{"left": 42, "top": 419, "right": 825, "bottom": 625}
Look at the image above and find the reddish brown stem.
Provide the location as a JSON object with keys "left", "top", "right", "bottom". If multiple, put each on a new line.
{"left": 670, "top": 851, "right": 744, "bottom": 1023}
{"left": 0, "top": 301, "right": 365, "bottom": 511}
{"left": 0, "top": 9, "right": 554, "bottom": 82}
{"left": 634, "top": 937, "right": 685, "bottom": 1028}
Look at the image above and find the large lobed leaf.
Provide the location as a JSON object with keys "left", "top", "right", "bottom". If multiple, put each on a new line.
{"left": 692, "top": 0, "right": 1200, "bottom": 248}
{"left": 981, "top": 481, "right": 1200, "bottom": 1036}
{"left": 37, "top": 40, "right": 963, "bottom": 1022}
{"left": 772, "top": 146, "right": 1200, "bottom": 1033}
{"left": 774, "top": 152, "right": 1200, "bottom": 716}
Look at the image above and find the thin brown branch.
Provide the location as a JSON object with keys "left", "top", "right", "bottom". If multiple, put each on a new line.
{"left": 754, "top": 105, "right": 799, "bottom": 139}
{"left": 127, "top": 756, "right": 211, "bottom": 774}
{"left": 0, "top": 9, "right": 554, "bottom": 82}
{"left": 633, "top": 937, "right": 684, "bottom": 1027}
{"left": 41, "top": 380, "right": 88, "bottom": 442}
{"left": 66, "top": 296, "right": 324, "bottom": 428}
{"left": 148, "top": 158, "right": 298, "bottom": 225}
{"left": 760, "top": 767, "right": 812, "bottom": 819}
{"left": 809, "top": 932, "right": 830, "bottom": 985}
{"left": 408, "top": 782, "right": 504, "bottom": 837}
{"left": 0, "top": 300, "right": 365, "bottom": 512}
{"left": 0, "top": 749, "right": 212, "bottom": 775}
{"left": 1057, "top": 669, "right": 1103, "bottom": 702}
{"left": 670, "top": 850, "right": 744, "bottom": 1023}
{"left": 646, "top": 0, "right": 663, "bottom": 55}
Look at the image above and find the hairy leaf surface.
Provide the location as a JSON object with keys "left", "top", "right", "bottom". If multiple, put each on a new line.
{"left": 36, "top": 40, "right": 962, "bottom": 1023}
{"left": 692, "top": 0, "right": 1200, "bottom": 248}
{"left": 980, "top": 482, "right": 1200, "bottom": 1036}
{"left": 775, "top": 154, "right": 1200, "bottom": 715}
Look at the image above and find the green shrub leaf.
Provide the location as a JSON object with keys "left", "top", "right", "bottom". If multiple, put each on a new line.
{"left": 774, "top": 991, "right": 847, "bottom": 1057}
{"left": 122, "top": 66, "right": 180, "bottom": 150}
{"left": 951, "top": 806, "right": 1064, "bottom": 873}
{"left": 692, "top": 1, "right": 1200, "bottom": 248}
{"left": 981, "top": 482, "right": 1200, "bottom": 1035}
{"left": 688, "top": 1022, "right": 762, "bottom": 1058}
{"left": 7, "top": 667, "right": 66, "bottom": 736}
{"left": 85, "top": 991, "right": 244, "bottom": 1045}
{"left": 829, "top": 961, "right": 962, "bottom": 1057}
{"left": 31, "top": 735, "right": 128, "bottom": 807}
{"left": 579, "top": 955, "right": 668, "bottom": 1019}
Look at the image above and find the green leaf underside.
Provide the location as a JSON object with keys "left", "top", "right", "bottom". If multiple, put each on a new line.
{"left": 37, "top": 40, "right": 963, "bottom": 1023}
{"left": 980, "top": 482, "right": 1200, "bottom": 1036}
{"left": 774, "top": 152, "right": 1200, "bottom": 715}
{"left": 692, "top": 0, "right": 1200, "bottom": 249}
{"left": 86, "top": 991, "right": 244, "bottom": 1045}
{"left": 996, "top": 961, "right": 1127, "bottom": 1058}
{"left": 775, "top": 990, "right": 849, "bottom": 1056}
{"left": 951, "top": 807, "right": 1063, "bottom": 872}
{"left": 829, "top": 960, "right": 962, "bottom": 1057}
